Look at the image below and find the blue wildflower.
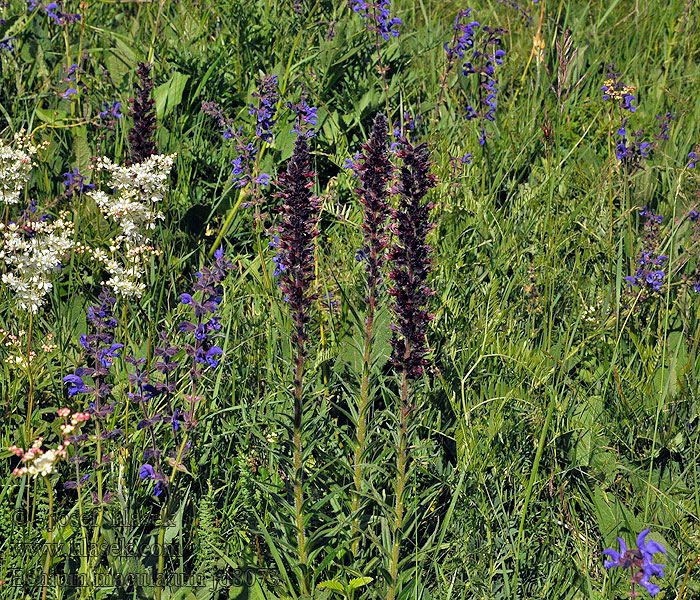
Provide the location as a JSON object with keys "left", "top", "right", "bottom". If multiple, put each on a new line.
{"left": 603, "top": 529, "right": 667, "bottom": 597}
{"left": 63, "top": 374, "right": 88, "bottom": 397}
{"left": 139, "top": 464, "right": 155, "bottom": 479}
{"left": 249, "top": 74, "right": 279, "bottom": 143}
{"left": 349, "top": 0, "right": 401, "bottom": 41}
{"left": 444, "top": 9, "right": 480, "bottom": 61}
{"left": 99, "top": 100, "right": 122, "bottom": 119}
{"left": 688, "top": 147, "right": 698, "bottom": 169}
{"left": 289, "top": 97, "right": 318, "bottom": 138}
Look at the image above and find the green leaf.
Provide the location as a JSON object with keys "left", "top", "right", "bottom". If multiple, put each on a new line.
{"left": 155, "top": 71, "right": 190, "bottom": 120}
{"left": 73, "top": 125, "right": 90, "bottom": 175}
{"left": 347, "top": 577, "right": 373, "bottom": 591}
{"left": 106, "top": 48, "right": 132, "bottom": 85}
{"left": 35, "top": 107, "right": 68, "bottom": 125}
{"left": 317, "top": 580, "right": 346, "bottom": 595}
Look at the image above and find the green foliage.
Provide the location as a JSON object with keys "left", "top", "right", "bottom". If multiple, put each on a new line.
{"left": 1, "top": 0, "right": 700, "bottom": 599}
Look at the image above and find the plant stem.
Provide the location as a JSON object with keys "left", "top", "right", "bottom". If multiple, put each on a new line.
{"left": 26, "top": 311, "right": 34, "bottom": 443}
{"left": 255, "top": 224, "right": 272, "bottom": 291}
{"left": 293, "top": 327, "right": 309, "bottom": 594}
{"left": 41, "top": 476, "right": 54, "bottom": 600}
{"left": 89, "top": 419, "right": 105, "bottom": 591}
{"left": 352, "top": 278, "right": 377, "bottom": 555}
{"left": 154, "top": 502, "right": 168, "bottom": 600}
{"left": 387, "top": 368, "right": 409, "bottom": 600}
{"left": 75, "top": 456, "right": 90, "bottom": 600}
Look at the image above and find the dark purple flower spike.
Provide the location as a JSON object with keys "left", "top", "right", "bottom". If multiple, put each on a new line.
{"left": 273, "top": 133, "right": 321, "bottom": 590}
{"left": 128, "top": 62, "right": 157, "bottom": 164}
{"left": 386, "top": 135, "right": 437, "bottom": 600}
{"left": 388, "top": 138, "right": 437, "bottom": 379}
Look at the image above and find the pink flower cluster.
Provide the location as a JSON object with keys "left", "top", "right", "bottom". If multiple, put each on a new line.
{"left": 7, "top": 409, "right": 90, "bottom": 478}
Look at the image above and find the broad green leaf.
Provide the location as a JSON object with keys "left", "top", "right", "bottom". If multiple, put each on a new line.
{"left": 155, "top": 72, "right": 190, "bottom": 120}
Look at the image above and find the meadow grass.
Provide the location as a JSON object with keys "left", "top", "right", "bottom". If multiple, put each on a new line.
{"left": 0, "top": 0, "right": 699, "bottom": 598}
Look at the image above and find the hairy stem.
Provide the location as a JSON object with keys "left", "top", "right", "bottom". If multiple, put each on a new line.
{"left": 387, "top": 368, "right": 409, "bottom": 600}
{"left": 352, "top": 280, "right": 377, "bottom": 555}
{"left": 293, "top": 310, "right": 309, "bottom": 593}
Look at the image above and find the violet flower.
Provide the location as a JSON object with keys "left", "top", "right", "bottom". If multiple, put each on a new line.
{"left": 201, "top": 99, "right": 271, "bottom": 223}
{"left": 496, "top": 0, "right": 532, "bottom": 25}
{"left": 249, "top": 74, "right": 279, "bottom": 143}
{"left": 61, "top": 291, "right": 123, "bottom": 500}
{"left": 27, "top": 0, "right": 80, "bottom": 24}
{"left": 686, "top": 209, "right": 700, "bottom": 292}
{"left": 391, "top": 112, "right": 424, "bottom": 146}
{"left": 350, "top": 0, "right": 401, "bottom": 41}
{"left": 63, "top": 63, "right": 79, "bottom": 82}
{"left": 201, "top": 100, "right": 236, "bottom": 140}
{"left": 62, "top": 167, "right": 94, "bottom": 200}
{"left": 624, "top": 207, "right": 667, "bottom": 300}
{"left": 288, "top": 95, "right": 318, "bottom": 138}
{"left": 99, "top": 100, "right": 122, "bottom": 120}
{"left": 179, "top": 248, "right": 232, "bottom": 427}
{"left": 603, "top": 529, "right": 667, "bottom": 597}
{"left": 654, "top": 112, "right": 674, "bottom": 142}
{"left": 615, "top": 118, "right": 653, "bottom": 170}
{"left": 462, "top": 23, "right": 507, "bottom": 146}
{"left": 444, "top": 9, "right": 480, "bottom": 62}
{"left": 0, "top": 36, "right": 14, "bottom": 52}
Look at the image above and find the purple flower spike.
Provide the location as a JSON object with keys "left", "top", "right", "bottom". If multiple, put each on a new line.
{"left": 249, "top": 74, "right": 279, "bottom": 143}
{"left": 349, "top": 0, "right": 401, "bottom": 41}
{"left": 388, "top": 136, "right": 437, "bottom": 379}
{"left": 128, "top": 62, "right": 157, "bottom": 163}
{"left": 355, "top": 113, "right": 393, "bottom": 301}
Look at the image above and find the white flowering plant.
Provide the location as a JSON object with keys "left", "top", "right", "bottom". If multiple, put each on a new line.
{"left": 0, "top": 213, "right": 75, "bottom": 313}
{"left": 0, "top": 131, "right": 46, "bottom": 206}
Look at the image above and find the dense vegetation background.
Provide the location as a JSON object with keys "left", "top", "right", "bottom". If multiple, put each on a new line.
{"left": 0, "top": 0, "right": 699, "bottom": 598}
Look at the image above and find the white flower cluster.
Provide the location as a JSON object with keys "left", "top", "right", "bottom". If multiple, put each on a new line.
{"left": 0, "top": 213, "right": 74, "bottom": 312}
{"left": 82, "top": 154, "right": 175, "bottom": 298}
{"left": 0, "top": 328, "right": 56, "bottom": 369}
{"left": 581, "top": 296, "right": 603, "bottom": 325}
{"left": 89, "top": 153, "right": 176, "bottom": 245}
{"left": 0, "top": 132, "right": 46, "bottom": 205}
{"left": 75, "top": 238, "right": 163, "bottom": 299}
